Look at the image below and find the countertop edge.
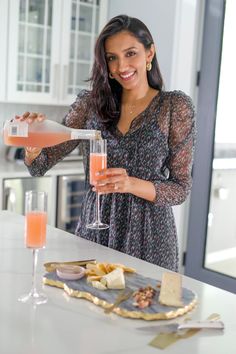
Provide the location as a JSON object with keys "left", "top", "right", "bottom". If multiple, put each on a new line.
{"left": 0, "top": 159, "right": 85, "bottom": 178}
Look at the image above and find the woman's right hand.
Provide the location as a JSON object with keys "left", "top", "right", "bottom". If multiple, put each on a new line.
{"left": 24, "top": 146, "right": 42, "bottom": 165}
{"left": 16, "top": 112, "right": 47, "bottom": 164}
{"left": 15, "top": 111, "right": 46, "bottom": 124}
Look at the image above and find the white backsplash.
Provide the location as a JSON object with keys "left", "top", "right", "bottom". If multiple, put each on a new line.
{"left": 0, "top": 102, "right": 69, "bottom": 159}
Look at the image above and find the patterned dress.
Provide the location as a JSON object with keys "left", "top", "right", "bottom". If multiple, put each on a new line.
{"left": 27, "top": 90, "right": 195, "bottom": 271}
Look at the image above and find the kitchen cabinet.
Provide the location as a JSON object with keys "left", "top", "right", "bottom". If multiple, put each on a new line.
{"left": 0, "top": 160, "right": 86, "bottom": 233}
{"left": 6, "top": 0, "right": 108, "bottom": 105}
{"left": 57, "top": 174, "right": 86, "bottom": 233}
{"left": 2, "top": 176, "right": 55, "bottom": 225}
{"left": 0, "top": 0, "right": 8, "bottom": 102}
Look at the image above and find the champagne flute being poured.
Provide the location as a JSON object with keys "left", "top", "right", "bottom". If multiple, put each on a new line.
{"left": 86, "top": 139, "right": 109, "bottom": 230}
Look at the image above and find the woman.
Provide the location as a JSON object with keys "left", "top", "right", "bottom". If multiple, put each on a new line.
{"left": 22, "top": 15, "right": 195, "bottom": 272}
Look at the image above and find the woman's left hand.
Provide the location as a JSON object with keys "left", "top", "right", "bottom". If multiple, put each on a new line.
{"left": 93, "top": 168, "right": 132, "bottom": 194}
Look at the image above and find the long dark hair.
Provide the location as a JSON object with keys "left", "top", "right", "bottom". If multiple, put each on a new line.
{"left": 90, "top": 15, "right": 164, "bottom": 127}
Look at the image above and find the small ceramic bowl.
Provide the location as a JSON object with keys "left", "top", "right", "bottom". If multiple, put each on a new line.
{"left": 56, "top": 265, "right": 85, "bottom": 280}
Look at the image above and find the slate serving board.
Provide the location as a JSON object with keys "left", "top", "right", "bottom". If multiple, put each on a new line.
{"left": 43, "top": 271, "right": 197, "bottom": 320}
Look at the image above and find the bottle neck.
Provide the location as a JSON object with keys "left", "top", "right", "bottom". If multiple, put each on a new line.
{"left": 70, "top": 128, "right": 101, "bottom": 140}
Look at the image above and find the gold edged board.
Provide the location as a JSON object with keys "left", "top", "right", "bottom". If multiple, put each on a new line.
{"left": 43, "top": 271, "right": 197, "bottom": 321}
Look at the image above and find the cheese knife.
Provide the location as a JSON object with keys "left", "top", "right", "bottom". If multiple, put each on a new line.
{"left": 137, "top": 319, "right": 224, "bottom": 334}
{"left": 104, "top": 289, "right": 133, "bottom": 314}
{"left": 44, "top": 259, "right": 96, "bottom": 272}
{"left": 148, "top": 313, "right": 223, "bottom": 349}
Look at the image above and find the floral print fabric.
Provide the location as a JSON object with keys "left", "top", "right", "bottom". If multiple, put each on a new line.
{"left": 27, "top": 90, "right": 195, "bottom": 271}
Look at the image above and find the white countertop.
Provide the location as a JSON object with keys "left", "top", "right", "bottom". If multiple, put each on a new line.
{"left": 0, "top": 158, "right": 84, "bottom": 178}
{"left": 0, "top": 211, "right": 235, "bottom": 354}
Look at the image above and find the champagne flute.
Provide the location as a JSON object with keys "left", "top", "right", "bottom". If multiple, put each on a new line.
{"left": 87, "top": 139, "right": 109, "bottom": 230}
{"left": 18, "top": 190, "right": 48, "bottom": 305}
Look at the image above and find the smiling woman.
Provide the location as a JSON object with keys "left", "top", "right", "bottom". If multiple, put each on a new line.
{"left": 105, "top": 31, "right": 154, "bottom": 89}
{"left": 22, "top": 14, "right": 196, "bottom": 272}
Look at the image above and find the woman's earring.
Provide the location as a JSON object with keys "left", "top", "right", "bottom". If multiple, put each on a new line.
{"left": 146, "top": 62, "right": 152, "bottom": 71}
{"left": 109, "top": 72, "right": 114, "bottom": 79}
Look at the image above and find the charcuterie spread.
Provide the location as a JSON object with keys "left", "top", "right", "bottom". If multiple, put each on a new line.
{"left": 43, "top": 262, "right": 197, "bottom": 320}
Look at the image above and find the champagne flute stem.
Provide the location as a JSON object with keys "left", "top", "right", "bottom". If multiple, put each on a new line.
{"left": 96, "top": 192, "right": 101, "bottom": 224}
{"left": 31, "top": 249, "right": 39, "bottom": 296}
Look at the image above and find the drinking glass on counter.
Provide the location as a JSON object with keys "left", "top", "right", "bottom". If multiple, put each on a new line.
{"left": 87, "top": 139, "right": 109, "bottom": 230}
{"left": 18, "top": 190, "right": 48, "bottom": 305}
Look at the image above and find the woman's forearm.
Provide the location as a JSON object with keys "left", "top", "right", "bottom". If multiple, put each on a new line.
{"left": 129, "top": 177, "right": 156, "bottom": 202}
{"left": 94, "top": 170, "right": 157, "bottom": 202}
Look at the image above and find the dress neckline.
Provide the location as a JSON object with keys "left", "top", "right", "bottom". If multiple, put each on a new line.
{"left": 115, "top": 91, "right": 162, "bottom": 137}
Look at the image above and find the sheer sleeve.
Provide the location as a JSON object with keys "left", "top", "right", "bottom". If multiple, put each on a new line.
{"left": 153, "top": 91, "right": 196, "bottom": 206}
{"left": 25, "top": 90, "right": 91, "bottom": 177}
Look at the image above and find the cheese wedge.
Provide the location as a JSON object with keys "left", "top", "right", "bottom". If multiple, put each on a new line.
{"left": 158, "top": 272, "right": 183, "bottom": 307}
{"left": 100, "top": 268, "right": 125, "bottom": 289}
{"left": 91, "top": 281, "right": 107, "bottom": 291}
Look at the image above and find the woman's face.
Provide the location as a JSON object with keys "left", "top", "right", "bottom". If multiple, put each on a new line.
{"left": 105, "top": 31, "right": 154, "bottom": 91}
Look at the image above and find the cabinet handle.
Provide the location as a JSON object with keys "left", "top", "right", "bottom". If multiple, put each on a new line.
{"left": 53, "top": 64, "right": 60, "bottom": 98}
{"left": 4, "top": 187, "right": 16, "bottom": 212}
{"left": 60, "top": 178, "right": 70, "bottom": 223}
{"left": 3, "top": 187, "right": 10, "bottom": 209}
{"left": 62, "top": 65, "right": 68, "bottom": 100}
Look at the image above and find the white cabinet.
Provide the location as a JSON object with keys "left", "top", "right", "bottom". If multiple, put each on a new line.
{"left": 7, "top": 0, "right": 108, "bottom": 105}
{"left": 0, "top": 0, "right": 8, "bottom": 102}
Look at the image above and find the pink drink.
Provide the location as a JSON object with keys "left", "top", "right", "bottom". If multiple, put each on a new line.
{"left": 90, "top": 153, "right": 107, "bottom": 185}
{"left": 4, "top": 130, "right": 71, "bottom": 148}
{"left": 25, "top": 211, "right": 47, "bottom": 248}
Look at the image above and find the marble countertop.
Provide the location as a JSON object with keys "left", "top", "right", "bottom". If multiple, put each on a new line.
{"left": 0, "top": 211, "right": 235, "bottom": 354}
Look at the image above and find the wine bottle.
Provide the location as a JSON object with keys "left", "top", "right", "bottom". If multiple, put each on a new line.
{"left": 3, "top": 119, "right": 101, "bottom": 148}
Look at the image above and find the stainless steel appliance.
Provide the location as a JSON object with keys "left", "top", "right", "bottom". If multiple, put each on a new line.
{"left": 3, "top": 177, "right": 54, "bottom": 225}
{"left": 57, "top": 174, "right": 86, "bottom": 233}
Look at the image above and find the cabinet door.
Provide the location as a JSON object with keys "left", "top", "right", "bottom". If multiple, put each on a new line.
{"left": 7, "top": 0, "right": 62, "bottom": 104}
{"left": 59, "top": 0, "right": 108, "bottom": 105}
{"left": 7, "top": 0, "right": 107, "bottom": 105}
{"left": 0, "top": 0, "right": 8, "bottom": 102}
{"left": 57, "top": 174, "right": 86, "bottom": 233}
{"left": 3, "top": 176, "right": 54, "bottom": 226}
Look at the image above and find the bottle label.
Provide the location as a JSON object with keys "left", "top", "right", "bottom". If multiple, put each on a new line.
{"left": 8, "top": 121, "right": 29, "bottom": 137}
